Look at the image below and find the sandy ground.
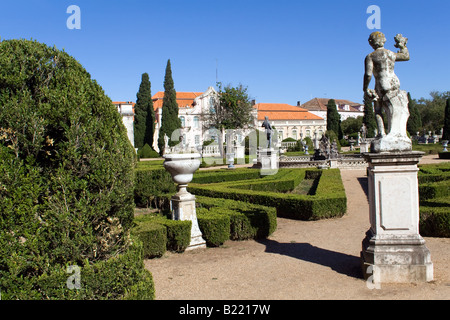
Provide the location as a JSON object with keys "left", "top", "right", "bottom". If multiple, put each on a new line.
{"left": 144, "top": 155, "right": 450, "bottom": 300}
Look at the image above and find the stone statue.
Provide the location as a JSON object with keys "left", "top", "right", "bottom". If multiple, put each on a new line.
{"left": 164, "top": 133, "right": 170, "bottom": 147}
{"left": 363, "top": 32, "right": 412, "bottom": 152}
{"left": 262, "top": 116, "right": 273, "bottom": 149}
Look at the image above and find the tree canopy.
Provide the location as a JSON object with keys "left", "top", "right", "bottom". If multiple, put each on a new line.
{"left": 207, "top": 82, "right": 254, "bottom": 131}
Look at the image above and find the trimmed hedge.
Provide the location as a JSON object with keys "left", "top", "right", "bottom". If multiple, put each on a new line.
{"left": 197, "top": 208, "right": 231, "bottom": 247}
{"left": 189, "top": 169, "right": 347, "bottom": 221}
{"left": 134, "top": 167, "right": 176, "bottom": 208}
{"left": 197, "top": 196, "right": 277, "bottom": 241}
{"left": 418, "top": 163, "right": 450, "bottom": 238}
{"left": 132, "top": 214, "right": 191, "bottom": 257}
{"left": 132, "top": 196, "right": 277, "bottom": 254}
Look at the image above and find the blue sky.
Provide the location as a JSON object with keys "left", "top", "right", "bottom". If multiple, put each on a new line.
{"left": 1, "top": 0, "right": 449, "bottom": 105}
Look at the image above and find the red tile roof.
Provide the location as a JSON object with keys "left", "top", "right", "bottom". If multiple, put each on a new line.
{"left": 152, "top": 92, "right": 203, "bottom": 110}
{"left": 301, "top": 98, "right": 362, "bottom": 112}
{"left": 253, "top": 103, "right": 324, "bottom": 121}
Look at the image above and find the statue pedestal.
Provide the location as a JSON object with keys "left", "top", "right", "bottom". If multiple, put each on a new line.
{"left": 360, "top": 141, "right": 370, "bottom": 153}
{"left": 171, "top": 188, "right": 206, "bottom": 250}
{"left": 259, "top": 148, "right": 278, "bottom": 175}
{"left": 361, "top": 151, "right": 433, "bottom": 284}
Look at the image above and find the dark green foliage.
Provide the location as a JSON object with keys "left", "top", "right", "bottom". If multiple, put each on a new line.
{"left": 212, "top": 82, "right": 254, "bottom": 130}
{"left": 132, "top": 221, "right": 167, "bottom": 258}
{"left": 134, "top": 73, "right": 155, "bottom": 149}
{"left": 132, "top": 214, "right": 191, "bottom": 255}
{"left": 197, "top": 208, "right": 231, "bottom": 247}
{"left": 134, "top": 167, "right": 176, "bottom": 208}
{"left": 363, "top": 98, "right": 377, "bottom": 138}
{"left": 417, "top": 91, "right": 449, "bottom": 133}
{"left": 138, "top": 143, "right": 160, "bottom": 159}
{"left": 407, "top": 93, "right": 422, "bottom": 136}
{"left": 160, "top": 219, "right": 192, "bottom": 253}
{"left": 189, "top": 169, "right": 347, "bottom": 221}
{"left": 326, "top": 99, "right": 343, "bottom": 140}
{"left": 420, "top": 206, "right": 450, "bottom": 238}
{"left": 196, "top": 196, "right": 277, "bottom": 241}
{"left": 158, "top": 59, "right": 181, "bottom": 154}
{"left": 341, "top": 116, "right": 363, "bottom": 136}
{"left": 1, "top": 238, "right": 155, "bottom": 300}
{"left": 0, "top": 39, "right": 148, "bottom": 299}
{"left": 443, "top": 98, "right": 450, "bottom": 141}
{"left": 418, "top": 163, "right": 450, "bottom": 237}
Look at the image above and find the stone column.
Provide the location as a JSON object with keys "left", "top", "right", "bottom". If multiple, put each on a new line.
{"left": 361, "top": 151, "right": 433, "bottom": 283}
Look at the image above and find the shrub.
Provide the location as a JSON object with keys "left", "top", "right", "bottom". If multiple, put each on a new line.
{"left": 2, "top": 238, "right": 155, "bottom": 300}
{"left": 197, "top": 208, "right": 231, "bottom": 247}
{"left": 0, "top": 39, "right": 151, "bottom": 299}
{"left": 160, "top": 219, "right": 192, "bottom": 253}
{"left": 418, "top": 163, "right": 450, "bottom": 237}
{"left": 420, "top": 205, "right": 450, "bottom": 238}
{"left": 132, "top": 213, "right": 192, "bottom": 254}
{"left": 131, "top": 218, "right": 167, "bottom": 259}
{"left": 196, "top": 196, "right": 277, "bottom": 240}
{"left": 134, "top": 167, "right": 176, "bottom": 208}
{"left": 138, "top": 143, "right": 160, "bottom": 159}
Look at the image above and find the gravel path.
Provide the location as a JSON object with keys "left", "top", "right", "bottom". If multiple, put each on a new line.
{"left": 144, "top": 155, "right": 450, "bottom": 300}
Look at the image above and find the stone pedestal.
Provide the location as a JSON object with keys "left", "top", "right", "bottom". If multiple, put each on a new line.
{"left": 361, "top": 151, "right": 433, "bottom": 283}
{"left": 259, "top": 148, "right": 278, "bottom": 175}
{"left": 360, "top": 141, "right": 370, "bottom": 153}
{"left": 171, "top": 186, "right": 206, "bottom": 250}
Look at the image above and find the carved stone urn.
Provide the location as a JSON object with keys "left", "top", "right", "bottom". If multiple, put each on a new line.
{"left": 163, "top": 153, "right": 201, "bottom": 194}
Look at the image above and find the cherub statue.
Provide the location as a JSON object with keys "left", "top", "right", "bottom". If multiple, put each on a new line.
{"left": 363, "top": 32, "right": 412, "bottom": 152}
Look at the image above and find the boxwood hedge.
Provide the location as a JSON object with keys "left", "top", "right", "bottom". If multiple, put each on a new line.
{"left": 189, "top": 169, "right": 347, "bottom": 221}
{"left": 418, "top": 163, "right": 450, "bottom": 237}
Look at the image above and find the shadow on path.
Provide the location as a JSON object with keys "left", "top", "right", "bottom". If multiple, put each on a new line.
{"left": 258, "top": 238, "right": 363, "bottom": 279}
{"left": 357, "top": 176, "right": 369, "bottom": 200}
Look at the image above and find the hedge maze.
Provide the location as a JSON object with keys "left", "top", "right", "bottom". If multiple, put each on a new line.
{"left": 418, "top": 162, "right": 450, "bottom": 237}
{"left": 133, "top": 167, "right": 347, "bottom": 258}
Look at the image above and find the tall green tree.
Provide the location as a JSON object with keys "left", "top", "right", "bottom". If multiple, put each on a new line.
{"left": 134, "top": 73, "right": 155, "bottom": 149}
{"left": 443, "top": 98, "right": 450, "bottom": 141}
{"left": 326, "top": 99, "right": 343, "bottom": 139}
{"left": 363, "top": 97, "right": 377, "bottom": 138}
{"left": 406, "top": 92, "right": 422, "bottom": 136}
{"left": 205, "top": 82, "right": 254, "bottom": 156}
{"left": 158, "top": 59, "right": 181, "bottom": 154}
{"left": 417, "top": 91, "right": 450, "bottom": 132}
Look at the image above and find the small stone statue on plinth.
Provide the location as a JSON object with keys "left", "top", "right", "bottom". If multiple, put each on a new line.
{"left": 361, "top": 32, "right": 433, "bottom": 284}
{"left": 259, "top": 117, "right": 278, "bottom": 175}
{"left": 262, "top": 116, "right": 273, "bottom": 149}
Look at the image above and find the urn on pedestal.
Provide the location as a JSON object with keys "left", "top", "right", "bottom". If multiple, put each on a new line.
{"left": 163, "top": 153, "right": 206, "bottom": 250}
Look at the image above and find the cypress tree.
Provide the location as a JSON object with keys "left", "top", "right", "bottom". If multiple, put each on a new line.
{"left": 407, "top": 92, "right": 422, "bottom": 136}
{"left": 134, "top": 73, "right": 155, "bottom": 149}
{"left": 326, "top": 99, "right": 342, "bottom": 138}
{"left": 443, "top": 98, "right": 450, "bottom": 141}
{"left": 363, "top": 97, "right": 377, "bottom": 138}
{"left": 158, "top": 59, "right": 181, "bottom": 154}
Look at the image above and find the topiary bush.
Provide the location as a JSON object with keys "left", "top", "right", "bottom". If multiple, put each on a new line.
{"left": 0, "top": 39, "right": 153, "bottom": 299}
